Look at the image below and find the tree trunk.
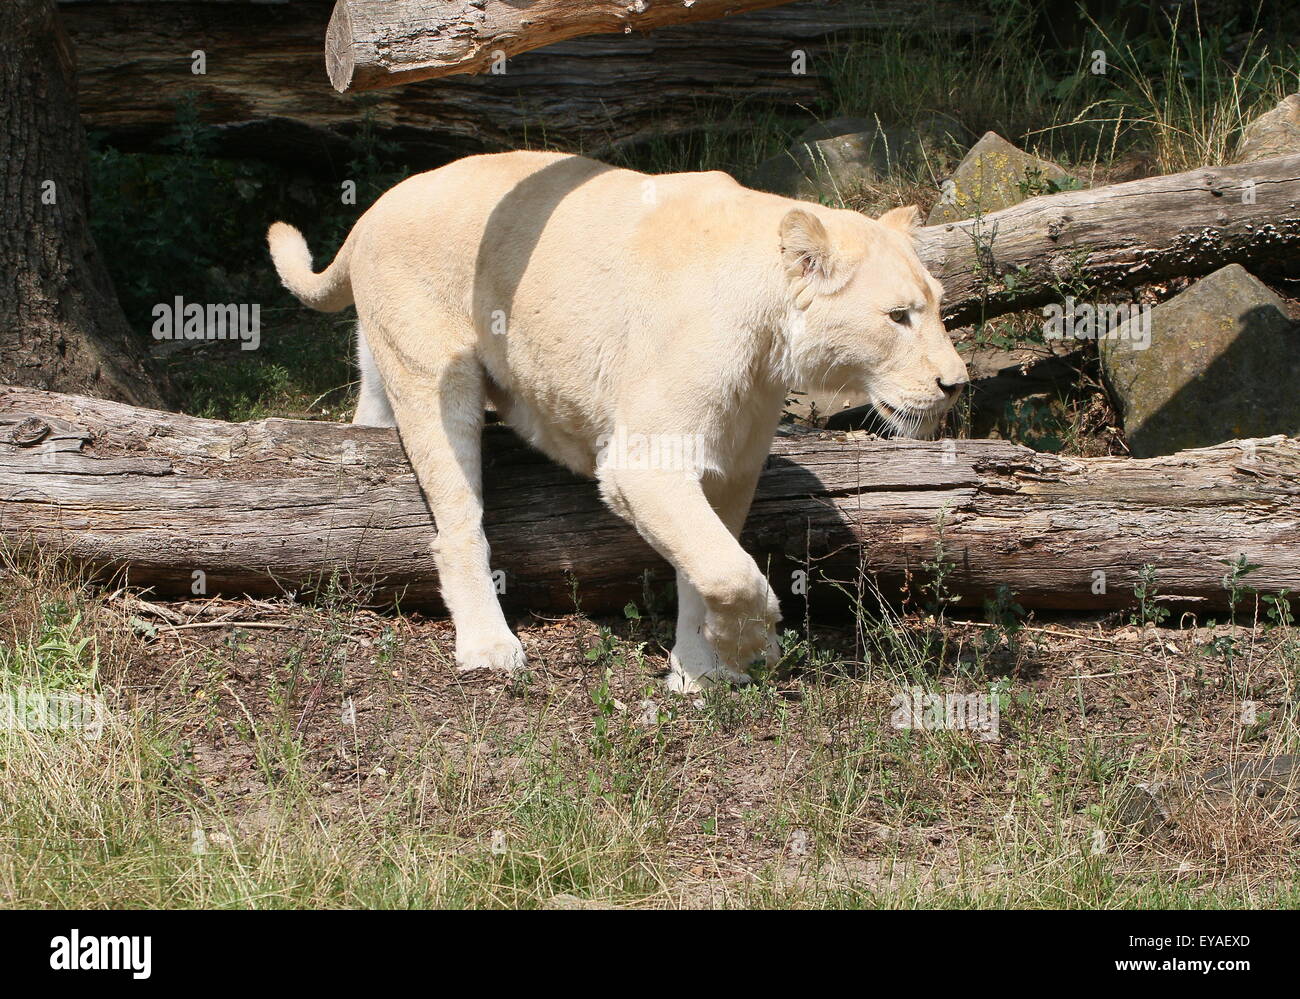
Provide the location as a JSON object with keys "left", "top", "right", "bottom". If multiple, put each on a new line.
{"left": 61, "top": 0, "right": 988, "bottom": 165}
{"left": 5, "top": 386, "right": 1298, "bottom": 615}
{"left": 327, "top": 0, "right": 801, "bottom": 91}
{"left": 0, "top": 0, "right": 166, "bottom": 408}
{"left": 920, "top": 152, "right": 1300, "bottom": 327}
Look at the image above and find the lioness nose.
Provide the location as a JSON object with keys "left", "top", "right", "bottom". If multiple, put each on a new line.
{"left": 937, "top": 376, "right": 967, "bottom": 398}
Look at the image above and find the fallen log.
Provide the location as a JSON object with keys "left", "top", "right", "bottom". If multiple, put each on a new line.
{"left": 327, "top": 0, "right": 798, "bottom": 91}
{"left": 62, "top": 0, "right": 987, "bottom": 164}
{"left": 4, "top": 386, "right": 1299, "bottom": 616}
{"left": 919, "top": 152, "right": 1300, "bottom": 327}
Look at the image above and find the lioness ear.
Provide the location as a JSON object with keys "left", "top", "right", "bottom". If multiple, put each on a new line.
{"left": 780, "top": 209, "right": 837, "bottom": 309}
{"left": 780, "top": 208, "right": 835, "bottom": 280}
{"left": 877, "top": 204, "right": 921, "bottom": 235}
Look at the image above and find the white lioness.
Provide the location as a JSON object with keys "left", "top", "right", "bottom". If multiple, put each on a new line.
{"left": 268, "top": 151, "right": 967, "bottom": 692}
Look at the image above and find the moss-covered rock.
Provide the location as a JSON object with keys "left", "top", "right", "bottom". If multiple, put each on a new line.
{"left": 926, "top": 131, "right": 1077, "bottom": 225}
{"left": 1100, "top": 264, "right": 1300, "bottom": 457}
{"left": 1234, "top": 94, "right": 1300, "bottom": 163}
{"left": 749, "top": 114, "right": 970, "bottom": 203}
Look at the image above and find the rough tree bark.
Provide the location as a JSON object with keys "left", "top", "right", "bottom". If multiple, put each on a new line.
{"left": 0, "top": 0, "right": 166, "bottom": 408}
{"left": 326, "top": 0, "right": 801, "bottom": 91}
{"left": 60, "top": 0, "right": 988, "bottom": 164}
{"left": 920, "top": 152, "right": 1300, "bottom": 327}
{"left": 4, "top": 387, "right": 1298, "bottom": 615}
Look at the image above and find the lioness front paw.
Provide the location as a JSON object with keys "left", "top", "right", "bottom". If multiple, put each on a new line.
{"left": 702, "top": 570, "right": 781, "bottom": 667}
{"left": 667, "top": 621, "right": 780, "bottom": 695}
{"left": 455, "top": 632, "right": 527, "bottom": 673}
{"left": 667, "top": 645, "right": 753, "bottom": 695}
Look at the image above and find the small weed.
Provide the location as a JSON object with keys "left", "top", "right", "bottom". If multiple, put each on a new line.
{"left": 1131, "top": 564, "right": 1170, "bottom": 626}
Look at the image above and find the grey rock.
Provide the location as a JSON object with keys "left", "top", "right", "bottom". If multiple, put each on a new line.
{"left": 927, "top": 131, "right": 1078, "bottom": 225}
{"left": 1100, "top": 264, "right": 1300, "bottom": 458}
{"left": 1117, "top": 756, "right": 1300, "bottom": 839}
{"left": 1234, "top": 94, "right": 1300, "bottom": 163}
{"left": 749, "top": 113, "right": 972, "bottom": 203}
{"left": 1115, "top": 781, "right": 1179, "bottom": 838}
{"left": 1201, "top": 754, "right": 1300, "bottom": 817}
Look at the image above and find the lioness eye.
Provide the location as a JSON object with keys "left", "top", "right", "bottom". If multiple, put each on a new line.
{"left": 889, "top": 308, "right": 911, "bottom": 326}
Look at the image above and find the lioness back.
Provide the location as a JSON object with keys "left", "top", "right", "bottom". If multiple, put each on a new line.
{"left": 347, "top": 151, "right": 791, "bottom": 472}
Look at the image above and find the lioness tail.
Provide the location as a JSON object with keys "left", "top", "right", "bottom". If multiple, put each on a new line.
{"left": 266, "top": 222, "right": 354, "bottom": 312}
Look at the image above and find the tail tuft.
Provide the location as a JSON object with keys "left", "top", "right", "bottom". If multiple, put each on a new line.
{"left": 267, "top": 222, "right": 354, "bottom": 312}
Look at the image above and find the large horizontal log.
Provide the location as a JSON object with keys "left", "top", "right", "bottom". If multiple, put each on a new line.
{"left": 327, "top": 0, "right": 800, "bottom": 92}
{"left": 920, "top": 152, "right": 1300, "bottom": 327}
{"left": 60, "top": 0, "right": 988, "bottom": 163}
{"left": 4, "top": 386, "right": 1299, "bottom": 615}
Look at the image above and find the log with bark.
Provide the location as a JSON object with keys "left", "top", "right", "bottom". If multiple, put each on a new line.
{"left": 327, "top": 0, "right": 801, "bottom": 91}
{"left": 60, "top": 0, "right": 988, "bottom": 164}
{"left": 4, "top": 386, "right": 1299, "bottom": 616}
{"left": 919, "top": 152, "right": 1300, "bottom": 327}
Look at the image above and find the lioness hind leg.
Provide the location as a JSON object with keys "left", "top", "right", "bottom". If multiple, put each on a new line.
{"left": 379, "top": 346, "right": 524, "bottom": 673}
{"left": 353, "top": 324, "right": 397, "bottom": 428}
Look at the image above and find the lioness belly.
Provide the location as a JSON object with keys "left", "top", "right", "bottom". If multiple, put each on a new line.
{"left": 484, "top": 375, "right": 600, "bottom": 478}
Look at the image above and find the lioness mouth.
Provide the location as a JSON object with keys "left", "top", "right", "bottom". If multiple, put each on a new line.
{"left": 872, "top": 398, "right": 945, "bottom": 440}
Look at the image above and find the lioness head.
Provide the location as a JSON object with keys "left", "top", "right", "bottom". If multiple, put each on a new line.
{"left": 779, "top": 204, "right": 968, "bottom": 439}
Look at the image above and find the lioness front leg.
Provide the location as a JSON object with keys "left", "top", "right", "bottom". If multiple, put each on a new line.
{"left": 669, "top": 464, "right": 780, "bottom": 692}
{"left": 598, "top": 467, "right": 780, "bottom": 692}
{"left": 383, "top": 352, "right": 525, "bottom": 673}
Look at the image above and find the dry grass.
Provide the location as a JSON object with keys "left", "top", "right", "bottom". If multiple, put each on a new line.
{"left": 2, "top": 544, "right": 1297, "bottom": 909}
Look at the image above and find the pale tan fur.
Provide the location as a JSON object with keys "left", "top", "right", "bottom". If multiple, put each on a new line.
{"left": 268, "top": 151, "right": 967, "bottom": 691}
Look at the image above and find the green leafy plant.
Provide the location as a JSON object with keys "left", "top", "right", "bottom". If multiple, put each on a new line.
{"left": 1263, "top": 591, "right": 1295, "bottom": 629}
{"left": 1131, "top": 564, "right": 1169, "bottom": 626}
{"left": 0, "top": 603, "right": 98, "bottom": 691}
{"left": 919, "top": 511, "right": 961, "bottom": 620}
{"left": 588, "top": 668, "right": 618, "bottom": 759}
{"left": 1221, "top": 553, "right": 1262, "bottom": 621}
{"left": 982, "top": 584, "right": 1027, "bottom": 652}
